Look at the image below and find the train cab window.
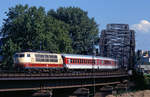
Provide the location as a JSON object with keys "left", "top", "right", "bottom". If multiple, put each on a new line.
{"left": 27, "top": 54, "right": 30, "bottom": 57}
{"left": 14, "top": 54, "right": 19, "bottom": 57}
{"left": 19, "top": 54, "right": 24, "bottom": 57}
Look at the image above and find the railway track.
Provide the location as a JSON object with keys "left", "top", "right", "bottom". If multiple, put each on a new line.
{"left": 0, "top": 70, "right": 128, "bottom": 79}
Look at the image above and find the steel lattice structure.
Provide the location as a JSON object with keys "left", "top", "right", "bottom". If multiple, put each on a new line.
{"left": 99, "top": 24, "right": 135, "bottom": 69}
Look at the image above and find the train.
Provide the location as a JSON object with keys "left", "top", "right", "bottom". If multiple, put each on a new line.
{"left": 13, "top": 52, "right": 119, "bottom": 72}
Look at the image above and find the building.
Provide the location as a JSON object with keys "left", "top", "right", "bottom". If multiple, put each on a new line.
{"left": 136, "top": 50, "right": 150, "bottom": 73}
{"left": 99, "top": 24, "right": 135, "bottom": 69}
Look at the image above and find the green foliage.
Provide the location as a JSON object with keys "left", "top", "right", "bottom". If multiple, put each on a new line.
{"left": 0, "top": 5, "right": 99, "bottom": 68}
{"left": 131, "top": 71, "right": 150, "bottom": 90}
{"left": 1, "top": 39, "right": 20, "bottom": 68}
{"left": 48, "top": 7, "right": 99, "bottom": 54}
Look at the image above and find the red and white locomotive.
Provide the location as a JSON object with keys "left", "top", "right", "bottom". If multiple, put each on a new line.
{"left": 13, "top": 52, "right": 119, "bottom": 71}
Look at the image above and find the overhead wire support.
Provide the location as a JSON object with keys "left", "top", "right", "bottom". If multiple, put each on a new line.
{"left": 92, "top": 37, "right": 96, "bottom": 96}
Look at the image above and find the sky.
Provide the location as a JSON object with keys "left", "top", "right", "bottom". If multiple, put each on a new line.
{"left": 0, "top": 0, "right": 150, "bottom": 50}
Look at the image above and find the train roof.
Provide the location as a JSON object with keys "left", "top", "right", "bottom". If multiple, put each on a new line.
{"left": 14, "top": 52, "right": 116, "bottom": 61}
{"left": 14, "top": 52, "right": 61, "bottom": 55}
{"left": 62, "top": 54, "right": 116, "bottom": 61}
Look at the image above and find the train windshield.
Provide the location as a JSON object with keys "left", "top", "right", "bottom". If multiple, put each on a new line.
{"left": 27, "top": 54, "right": 30, "bottom": 57}
{"left": 14, "top": 54, "right": 25, "bottom": 58}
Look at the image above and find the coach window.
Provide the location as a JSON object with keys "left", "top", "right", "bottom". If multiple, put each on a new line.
{"left": 98, "top": 60, "right": 100, "bottom": 64}
{"left": 67, "top": 59, "right": 70, "bottom": 63}
{"left": 77, "top": 59, "right": 79, "bottom": 63}
{"left": 104, "top": 61, "right": 111, "bottom": 64}
{"left": 93, "top": 60, "right": 95, "bottom": 64}
{"left": 75, "top": 59, "right": 77, "bottom": 63}
{"left": 72, "top": 59, "right": 74, "bottom": 63}
{"left": 70, "top": 59, "right": 72, "bottom": 63}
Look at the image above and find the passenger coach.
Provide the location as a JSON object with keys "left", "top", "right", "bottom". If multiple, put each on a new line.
{"left": 62, "top": 54, "right": 118, "bottom": 70}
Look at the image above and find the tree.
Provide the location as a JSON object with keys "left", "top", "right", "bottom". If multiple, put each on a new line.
{"left": 48, "top": 7, "right": 99, "bottom": 54}
{"left": 0, "top": 5, "right": 99, "bottom": 68}
{"left": 0, "top": 5, "right": 73, "bottom": 67}
{"left": 43, "top": 15, "right": 73, "bottom": 53}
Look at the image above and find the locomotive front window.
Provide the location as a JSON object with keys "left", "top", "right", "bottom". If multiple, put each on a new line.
{"left": 14, "top": 54, "right": 19, "bottom": 57}
{"left": 27, "top": 54, "right": 30, "bottom": 57}
{"left": 19, "top": 54, "right": 24, "bottom": 57}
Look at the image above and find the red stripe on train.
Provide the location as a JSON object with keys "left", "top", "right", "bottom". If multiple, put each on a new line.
{"left": 16, "top": 63, "right": 63, "bottom": 68}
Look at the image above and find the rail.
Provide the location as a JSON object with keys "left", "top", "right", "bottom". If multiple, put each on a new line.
{"left": 0, "top": 70, "right": 128, "bottom": 79}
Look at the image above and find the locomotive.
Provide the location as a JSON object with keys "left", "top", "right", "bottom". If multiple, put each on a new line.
{"left": 13, "top": 52, "right": 119, "bottom": 72}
